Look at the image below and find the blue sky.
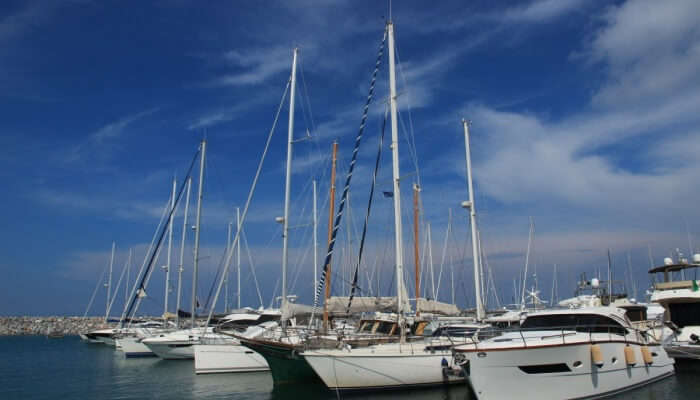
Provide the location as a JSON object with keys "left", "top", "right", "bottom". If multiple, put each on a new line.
{"left": 2, "top": 0, "right": 700, "bottom": 316}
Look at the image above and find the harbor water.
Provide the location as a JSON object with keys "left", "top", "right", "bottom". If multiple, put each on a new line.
{"left": 1, "top": 336, "right": 697, "bottom": 399}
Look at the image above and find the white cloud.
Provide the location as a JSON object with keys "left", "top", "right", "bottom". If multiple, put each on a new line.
{"left": 585, "top": 0, "right": 700, "bottom": 108}
{"left": 502, "top": 0, "right": 586, "bottom": 23}
{"left": 212, "top": 47, "right": 293, "bottom": 87}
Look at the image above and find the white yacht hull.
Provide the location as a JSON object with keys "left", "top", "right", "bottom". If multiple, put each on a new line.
{"left": 194, "top": 343, "right": 269, "bottom": 374}
{"left": 116, "top": 337, "right": 157, "bottom": 358}
{"left": 461, "top": 342, "right": 674, "bottom": 400}
{"left": 79, "top": 334, "right": 102, "bottom": 344}
{"left": 98, "top": 335, "right": 116, "bottom": 346}
{"left": 303, "top": 342, "right": 463, "bottom": 390}
{"left": 143, "top": 341, "right": 194, "bottom": 359}
{"left": 665, "top": 342, "right": 700, "bottom": 360}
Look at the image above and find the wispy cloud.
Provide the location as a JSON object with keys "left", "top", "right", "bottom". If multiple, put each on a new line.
{"left": 63, "top": 107, "right": 158, "bottom": 164}
{"left": 501, "top": 0, "right": 586, "bottom": 23}
{"left": 210, "top": 47, "right": 293, "bottom": 87}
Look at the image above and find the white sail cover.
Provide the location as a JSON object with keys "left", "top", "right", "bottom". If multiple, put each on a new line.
{"left": 416, "top": 298, "right": 460, "bottom": 316}
{"left": 326, "top": 296, "right": 398, "bottom": 315}
{"left": 398, "top": 278, "right": 413, "bottom": 313}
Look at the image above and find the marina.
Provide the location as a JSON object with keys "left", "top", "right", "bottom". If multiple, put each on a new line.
{"left": 2, "top": 1, "right": 700, "bottom": 399}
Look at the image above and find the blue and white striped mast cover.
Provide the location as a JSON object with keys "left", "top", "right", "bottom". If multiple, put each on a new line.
{"left": 311, "top": 28, "right": 387, "bottom": 316}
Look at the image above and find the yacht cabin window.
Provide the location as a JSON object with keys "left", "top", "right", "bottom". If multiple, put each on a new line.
{"left": 521, "top": 313, "right": 627, "bottom": 335}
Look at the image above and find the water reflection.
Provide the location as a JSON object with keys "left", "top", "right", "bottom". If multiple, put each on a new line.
{"left": 269, "top": 382, "right": 473, "bottom": 400}
{"left": 0, "top": 336, "right": 695, "bottom": 400}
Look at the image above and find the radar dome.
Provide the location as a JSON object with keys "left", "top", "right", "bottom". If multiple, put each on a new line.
{"left": 591, "top": 278, "right": 600, "bottom": 288}
{"left": 664, "top": 257, "right": 673, "bottom": 266}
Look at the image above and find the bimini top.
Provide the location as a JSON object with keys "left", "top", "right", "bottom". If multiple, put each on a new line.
{"left": 648, "top": 263, "right": 699, "bottom": 274}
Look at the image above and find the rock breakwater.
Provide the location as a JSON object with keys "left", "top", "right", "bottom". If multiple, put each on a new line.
{"left": 0, "top": 316, "right": 113, "bottom": 336}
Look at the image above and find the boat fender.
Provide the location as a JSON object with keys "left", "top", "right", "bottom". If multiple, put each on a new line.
{"left": 624, "top": 346, "right": 636, "bottom": 366}
{"left": 454, "top": 352, "right": 467, "bottom": 366}
{"left": 441, "top": 358, "right": 449, "bottom": 379}
{"left": 590, "top": 344, "right": 604, "bottom": 367}
{"left": 640, "top": 346, "right": 653, "bottom": 365}
{"left": 690, "top": 333, "right": 699, "bottom": 344}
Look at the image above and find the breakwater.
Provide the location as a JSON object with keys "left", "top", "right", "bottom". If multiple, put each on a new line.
{"left": 0, "top": 316, "right": 113, "bottom": 336}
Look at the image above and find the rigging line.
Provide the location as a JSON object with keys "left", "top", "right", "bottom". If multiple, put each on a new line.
{"left": 123, "top": 143, "right": 201, "bottom": 324}
{"left": 106, "top": 251, "right": 132, "bottom": 320}
{"left": 204, "top": 77, "right": 291, "bottom": 329}
{"left": 240, "top": 227, "right": 264, "bottom": 308}
{"left": 297, "top": 52, "right": 317, "bottom": 137}
{"left": 82, "top": 260, "right": 109, "bottom": 318}
{"left": 394, "top": 46, "right": 422, "bottom": 188}
{"left": 435, "top": 213, "right": 451, "bottom": 299}
{"left": 120, "top": 193, "right": 175, "bottom": 325}
{"left": 130, "top": 230, "right": 166, "bottom": 322}
{"left": 311, "top": 28, "right": 387, "bottom": 316}
{"left": 203, "top": 237, "right": 231, "bottom": 313}
{"left": 345, "top": 106, "right": 387, "bottom": 317}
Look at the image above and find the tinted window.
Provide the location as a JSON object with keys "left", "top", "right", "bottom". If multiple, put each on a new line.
{"left": 432, "top": 327, "right": 477, "bottom": 337}
{"left": 375, "top": 322, "right": 395, "bottom": 334}
{"left": 521, "top": 314, "right": 627, "bottom": 335}
{"left": 669, "top": 303, "right": 700, "bottom": 328}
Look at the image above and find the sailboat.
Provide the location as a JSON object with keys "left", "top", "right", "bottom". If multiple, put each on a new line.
{"left": 301, "top": 21, "right": 483, "bottom": 390}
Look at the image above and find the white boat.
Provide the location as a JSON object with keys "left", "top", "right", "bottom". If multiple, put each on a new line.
{"left": 141, "top": 327, "right": 213, "bottom": 359}
{"left": 649, "top": 254, "right": 700, "bottom": 360}
{"left": 302, "top": 20, "right": 493, "bottom": 391}
{"left": 85, "top": 320, "right": 166, "bottom": 347}
{"left": 453, "top": 307, "right": 675, "bottom": 400}
{"left": 303, "top": 337, "right": 468, "bottom": 390}
{"left": 143, "top": 311, "right": 280, "bottom": 360}
{"left": 116, "top": 335, "right": 157, "bottom": 358}
{"left": 193, "top": 321, "right": 279, "bottom": 374}
{"left": 84, "top": 327, "right": 120, "bottom": 346}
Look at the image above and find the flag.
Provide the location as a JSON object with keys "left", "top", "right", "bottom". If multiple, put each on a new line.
{"left": 693, "top": 280, "right": 699, "bottom": 292}
{"left": 382, "top": 191, "right": 394, "bottom": 198}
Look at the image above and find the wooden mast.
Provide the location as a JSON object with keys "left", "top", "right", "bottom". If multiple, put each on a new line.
{"left": 413, "top": 183, "right": 421, "bottom": 315}
{"left": 323, "top": 141, "right": 338, "bottom": 332}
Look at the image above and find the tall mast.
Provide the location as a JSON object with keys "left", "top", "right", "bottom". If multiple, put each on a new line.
{"left": 192, "top": 140, "right": 206, "bottom": 327}
{"left": 607, "top": 249, "right": 613, "bottom": 304}
{"left": 125, "top": 248, "right": 131, "bottom": 304}
{"left": 105, "top": 241, "right": 115, "bottom": 322}
{"left": 323, "top": 141, "right": 338, "bottom": 332}
{"left": 550, "top": 263, "right": 558, "bottom": 306}
{"left": 312, "top": 180, "right": 318, "bottom": 304}
{"left": 236, "top": 207, "right": 241, "bottom": 309}
{"left": 175, "top": 177, "right": 191, "bottom": 328}
{"left": 462, "top": 120, "right": 485, "bottom": 321}
{"left": 520, "top": 217, "right": 534, "bottom": 310}
{"left": 281, "top": 48, "right": 298, "bottom": 318}
{"left": 428, "top": 222, "right": 435, "bottom": 300}
{"left": 164, "top": 176, "right": 176, "bottom": 325}
{"left": 413, "top": 184, "right": 421, "bottom": 315}
{"left": 225, "top": 221, "right": 232, "bottom": 312}
{"left": 387, "top": 21, "right": 406, "bottom": 342}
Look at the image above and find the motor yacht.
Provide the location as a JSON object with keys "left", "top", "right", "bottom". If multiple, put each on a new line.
{"left": 453, "top": 307, "right": 674, "bottom": 399}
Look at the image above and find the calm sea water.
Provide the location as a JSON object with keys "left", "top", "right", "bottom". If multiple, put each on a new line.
{"left": 1, "top": 336, "right": 697, "bottom": 400}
